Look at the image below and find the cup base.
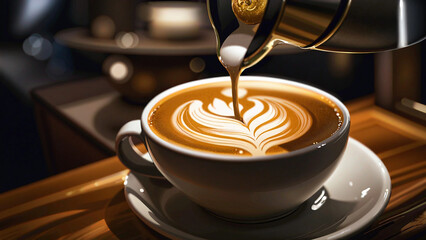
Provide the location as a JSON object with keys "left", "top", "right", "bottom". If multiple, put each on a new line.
{"left": 204, "top": 207, "right": 299, "bottom": 224}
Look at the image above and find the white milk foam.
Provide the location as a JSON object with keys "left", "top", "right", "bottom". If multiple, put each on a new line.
{"left": 171, "top": 88, "right": 313, "bottom": 156}
{"left": 219, "top": 24, "right": 253, "bottom": 69}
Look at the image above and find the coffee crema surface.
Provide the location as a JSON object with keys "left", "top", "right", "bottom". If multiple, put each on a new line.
{"left": 148, "top": 80, "right": 343, "bottom": 156}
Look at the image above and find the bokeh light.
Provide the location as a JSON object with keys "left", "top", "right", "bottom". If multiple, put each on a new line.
{"left": 22, "top": 33, "right": 53, "bottom": 60}
{"left": 116, "top": 32, "right": 139, "bottom": 48}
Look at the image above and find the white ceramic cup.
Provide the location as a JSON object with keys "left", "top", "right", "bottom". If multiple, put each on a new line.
{"left": 116, "top": 76, "right": 350, "bottom": 222}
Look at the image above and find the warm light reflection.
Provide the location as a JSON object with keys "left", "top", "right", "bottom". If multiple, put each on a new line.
{"left": 109, "top": 62, "right": 129, "bottom": 82}
{"left": 151, "top": 7, "right": 200, "bottom": 25}
{"left": 103, "top": 55, "right": 133, "bottom": 84}
{"left": 329, "top": 54, "right": 353, "bottom": 79}
{"left": 401, "top": 98, "right": 426, "bottom": 113}
{"left": 116, "top": 32, "right": 139, "bottom": 48}
{"left": 132, "top": 72, "right": 156, "bottom": 94}
{"left": 124, "top": 175, "right": 129, "bottom": 186}
{"left": 91, "top": 15, "right": 116, "bottom": 39}
{"left": 189, "top": 57, "right": 206, "bottom": 73}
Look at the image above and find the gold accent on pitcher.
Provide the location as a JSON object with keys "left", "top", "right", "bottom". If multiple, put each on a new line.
{"left": 232, "top": 0, "right": 268, "bottom": 25}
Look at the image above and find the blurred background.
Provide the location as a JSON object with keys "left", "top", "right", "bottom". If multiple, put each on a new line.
{"left": 0, "top": 0, "right": 424, "bottom": 193}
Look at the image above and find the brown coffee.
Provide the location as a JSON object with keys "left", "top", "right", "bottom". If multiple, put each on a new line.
{"left": 148, "top": 80, "right": 343, "bottom": 156}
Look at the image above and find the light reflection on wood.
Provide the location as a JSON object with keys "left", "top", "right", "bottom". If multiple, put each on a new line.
{"left": 377, "top": 141, "right": 425, "bottom": 159}
{"left": 61, "top": 220, "right": 111, "bottom": 239}
{"left": 0, "top": 103, "right": 424, "bottom": 239}
{"left": 1, "top": 170, "right": 129, "bottom": 219}
{"left": 387, "top": 180, "right": 425, "bottom": 210}
{"left": 0, "top": 210, "right": 85, "bottom": 239}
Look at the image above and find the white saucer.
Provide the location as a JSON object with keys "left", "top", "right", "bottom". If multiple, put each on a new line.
{"left": 124, "top": 138, "right": 391, "bottom": 240}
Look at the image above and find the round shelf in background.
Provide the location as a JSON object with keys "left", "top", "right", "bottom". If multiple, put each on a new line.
{"left": 55, "top": 28, "right": 217, "bottom": 56}
{"left": 55, "top": 28, "right": 302, "bottom": 56}
{"left": 55, "top": 28, "right": 303, "bottom": 103}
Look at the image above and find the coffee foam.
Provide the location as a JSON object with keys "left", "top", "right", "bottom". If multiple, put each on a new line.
{"left": 149, "top": 80, "right": 343, "bottom": 157}
{"left": 172, "top": 89, "right": 312, "bottom": 156}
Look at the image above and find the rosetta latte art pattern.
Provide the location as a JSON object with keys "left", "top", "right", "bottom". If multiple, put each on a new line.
{"left": 172, "top": 88, "right": 313, "bottom": 156}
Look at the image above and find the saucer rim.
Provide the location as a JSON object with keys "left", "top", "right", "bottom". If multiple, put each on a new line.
{"left": 124, "top": 137, "right": 391, "bottom": 240}
{"left": 323, "top": 138, "right": 391, "bottom": 239}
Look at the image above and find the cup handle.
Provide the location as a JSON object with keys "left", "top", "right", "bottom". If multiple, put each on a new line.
{"left": 116, "top": 120, "right": 164, "bottom": 178}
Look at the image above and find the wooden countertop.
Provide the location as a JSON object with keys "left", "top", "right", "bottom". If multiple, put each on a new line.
{"left": 1, "top": 98, "right": 425, "bottom": 239}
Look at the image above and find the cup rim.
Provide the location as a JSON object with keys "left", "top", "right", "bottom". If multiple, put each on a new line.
{"left": 141, "top": 76, "right": 350, "bottom": 162}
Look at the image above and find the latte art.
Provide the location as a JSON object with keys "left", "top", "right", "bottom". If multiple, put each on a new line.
{"left": 149, "top": 80, "right": 343, "bottom": 156}
{"left": 172, "top": 90, "right": 312, "bottom": 156}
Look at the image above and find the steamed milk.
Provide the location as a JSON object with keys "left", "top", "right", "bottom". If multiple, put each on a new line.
{"left": 148, "top": 81, "right": 343, "bottom": 156}
{"left": 218, "top": 21, "right": 255, "bottom": 121}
